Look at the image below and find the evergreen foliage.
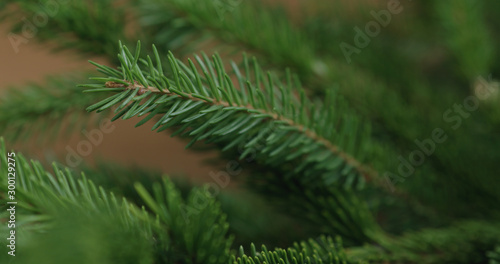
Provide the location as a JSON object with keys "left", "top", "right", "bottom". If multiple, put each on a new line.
{"left": 233, "top": 236, "right": 352, "bottom": 264}
{"left": 1, "top": 0, "right": 499, "bottom": 263}
{"left": 0, "top": 74, "right": 108, "bottom": 142}
{"left": 2, "top": 0, "right": 129, "bottom": 58}
{"left": 132, "top": 0, "right": 316, "bottom": 77}
{"left": 81, "top": 42, "right": 377, "bottom": 189}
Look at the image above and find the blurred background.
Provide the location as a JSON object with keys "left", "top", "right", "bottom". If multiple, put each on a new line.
{"left": 1, "top": 0, "right": 500, "bottom": 257}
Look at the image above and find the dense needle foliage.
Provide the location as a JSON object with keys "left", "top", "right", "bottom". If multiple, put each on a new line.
{"left": 1, "top": 0, "right": 499, "bottom": 263}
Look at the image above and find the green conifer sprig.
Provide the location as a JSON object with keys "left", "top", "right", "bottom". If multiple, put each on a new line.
{"left": 0, "top": 137, "right": 233, "bottom": 263}
{"left": 233, "top": 236, "right": 355, "bottom": 264}
{"left": 81, "top": 42, "right": 378, "bottom": 189}
{"left": 0, "top": 138, "right": 154, "bottom": 246}
{"left": 135, "top": 179, "right": 233, "bottom": 264}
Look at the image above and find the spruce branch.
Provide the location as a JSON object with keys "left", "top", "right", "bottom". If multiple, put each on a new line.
{"left": 102, "top": 78, "right": 377, "bottom": 182}
{"left": 0, "top": 138, "right": 156, "bottom": 263}
{"left": 83, "top": 40, "right": 436, "bottom": 247}
{"left": 0, "top": 137, "right": 233, "bottom": 263}
{"left": 82, "top": 42, "right": 379, "bottom": 189}
{"left": 135, "top": 179, "right": 233, "bottom": 264}
{"left": 233, "top": 236, "right": 355, "bottom": 264}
